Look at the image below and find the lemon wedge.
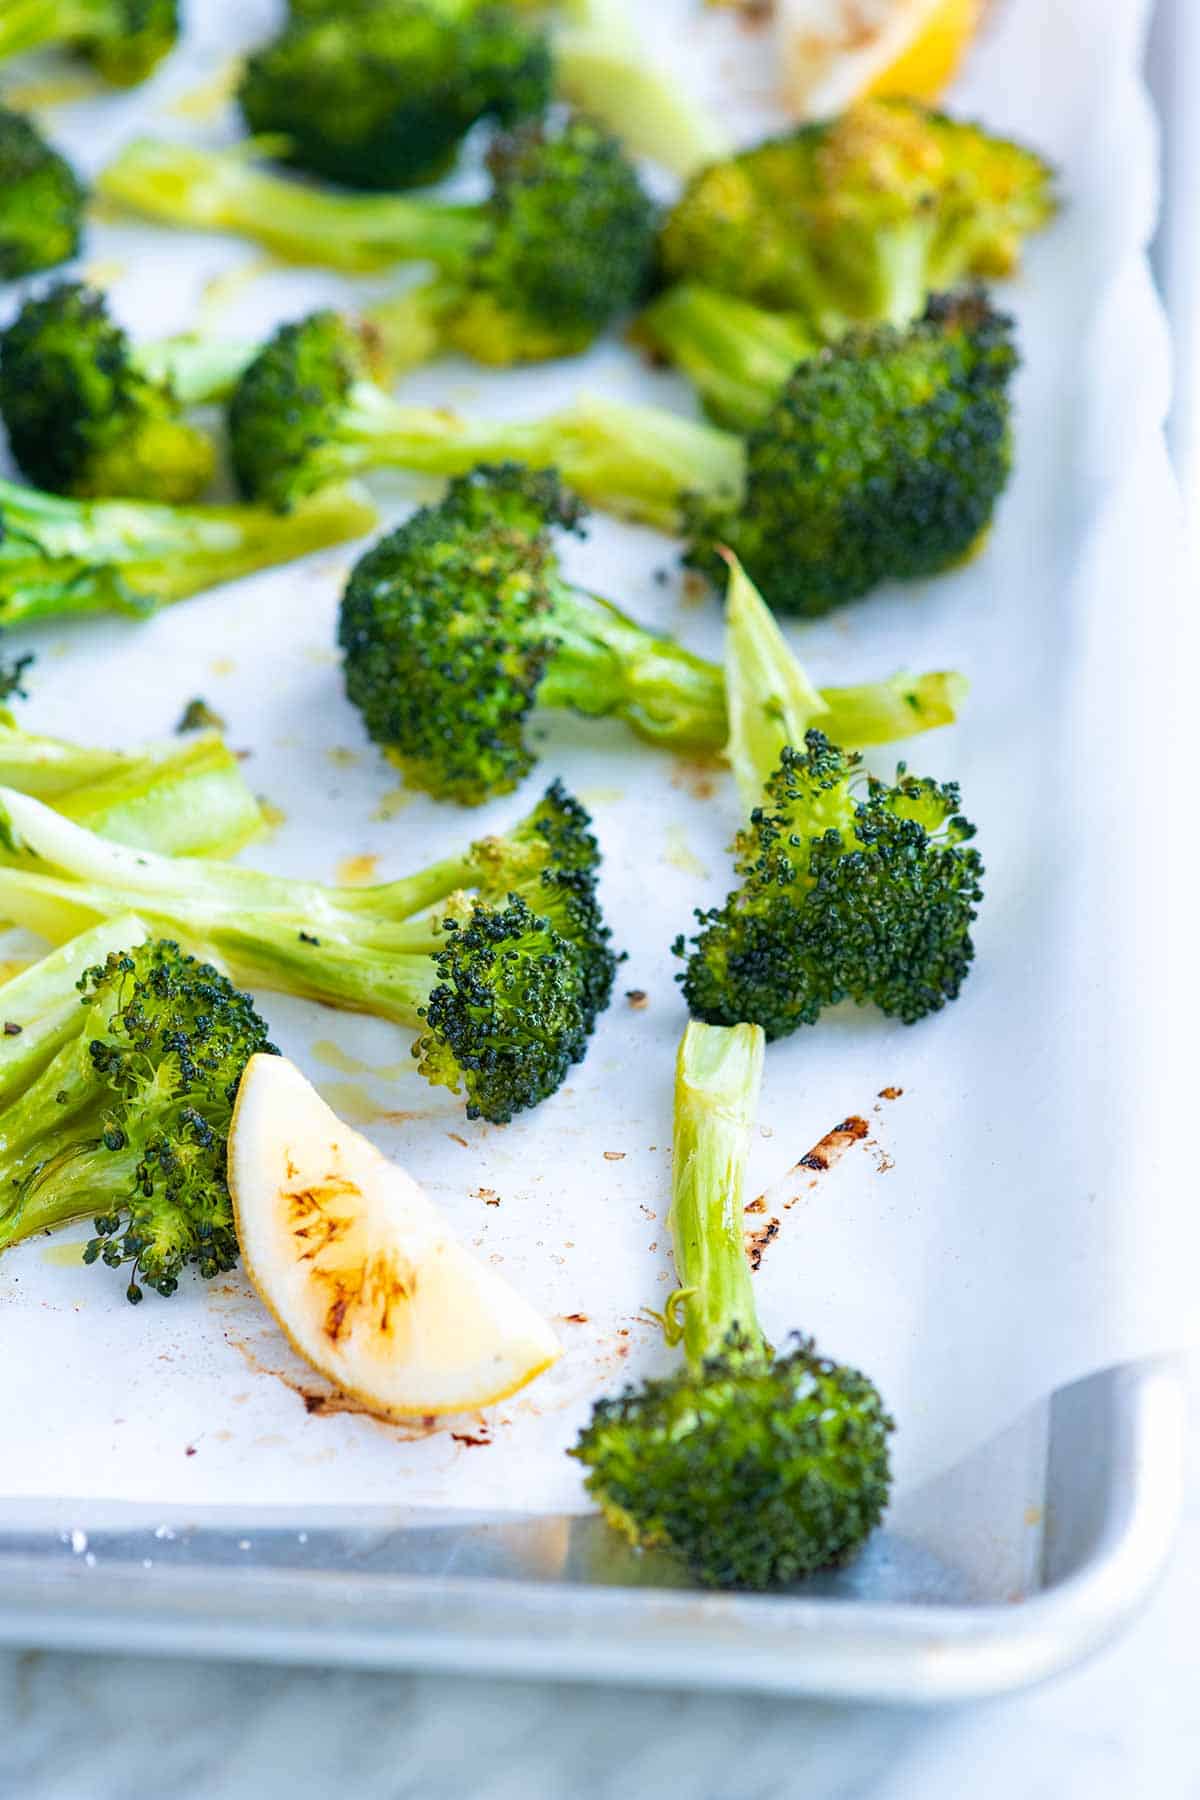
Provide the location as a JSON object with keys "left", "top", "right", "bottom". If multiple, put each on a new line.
{"left": 229, "top": 1055, "right": 560, "bottom": 1418}
{"left": 777, "top": 0, "right": 984, "bottom": 117}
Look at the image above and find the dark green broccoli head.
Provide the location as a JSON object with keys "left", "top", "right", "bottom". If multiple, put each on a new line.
{"left": 228, "top": 310, "right": 375, "bottom": 511}
{"left": 0, "top": 108, "right": 86, "bottom": 280}
{"left": 661, "top": 98, "right": 1055, "bottom": 332}
{"left": 442, "top": 115, "right": 658, "bottom": 364}
{"left": 76, "top": 0, "right": 178, "bottom": 84}
{"left": 685, "top": 291, "right": 1018, "bottom": 617}
{"left": 238, "top": 0, "right": 551, "bottom": 190}
{"left": 573, "top": 1330, "right": 894, "bottom": 1589}
{"left": 338, "top": 465, "right": 585, "bottom": 804}
{"left": 677, "top": 730, "right": 983, "bottom": 1038}
{"left": 0, "top": 649, "right": 34, "bottom": 704}
{"left": 416, "top": 892, "right": 599, "bottom": 1123}
{"left": 0, "top": 282, "right": 215, "bottom": 504}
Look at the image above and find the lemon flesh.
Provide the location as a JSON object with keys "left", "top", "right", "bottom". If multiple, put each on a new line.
{"left": 229, "top": 1055, "right": 560, "bottom": 1418}
{"left": 778, "top": 0, "right": 983, "bottom": 116}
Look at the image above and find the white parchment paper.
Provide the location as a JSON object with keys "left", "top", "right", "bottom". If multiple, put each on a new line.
{"left": 0, "top": 0, "right": 1190, "bottom": 1512}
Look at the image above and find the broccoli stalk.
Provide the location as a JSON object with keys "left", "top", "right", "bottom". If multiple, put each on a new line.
{"left": 661, "top": 98, "right": 1056, "bottom": 333}
{"left": 0, "top": 925, "right": 276, "bottom": 1302}
{"left": 0, "top": 713, "right": 265, "bottom": 858}
{"left": 635, "top": 283, "right": 821, "bottom": 431}
{"left": 0, "top": 106, "right": 86, "bottom": 280}
{"left": 573, "top": 1018, "right": 894, "bottom": 1589}
{"left": 0, "top": 478, "right": 377, "bottom": 630}
{"left": 100, "top": 117, "right": 657, "bottom": 368}
{"left": 0, "top": 0, "right": 178, "bottom": 85}
{"left": 339, "top": 465, "right": 965, "bottom": 805}
{"left": 0, "top": 780, "right": 616, "bottom": 1124}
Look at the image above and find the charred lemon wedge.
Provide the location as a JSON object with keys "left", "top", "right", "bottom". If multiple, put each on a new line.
{"left": 229, "top": 1055, "right": 560, "bottom": 1417}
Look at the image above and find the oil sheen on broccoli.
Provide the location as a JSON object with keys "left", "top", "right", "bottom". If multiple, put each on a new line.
{"left": 0, "top": 0, "right": 179, "bottom": 86}
{"left": 573, "top": 1019, "right": 894, "bottom": 1589}
{"left": 338, "top": 463, "right": 964, "bottom": 805}
{"left": 0, "top": 282, "right": 215, "bottom": 504}
{"left": 0, "top": 478, "right": 376, "bottom": 629}
{"left": 239, "top": 0, "right": 552, "bottom": 190}
{"left": 661, "top": 97, "right": 1056, "bottom": 334}
{"left": 0, "top": 107, "right": 87, "bottom": 280}
{"left": 100, "top": 117, "right": 657, "bottom": 369}
{"left": 0, "top": 923, "right": 276, "bottom": 1302}
{"left": 676, "top": 729, "right": 984, "bottom": 1038}
{"left": 0, "top": 779, "right": 616, "bottom": 1125}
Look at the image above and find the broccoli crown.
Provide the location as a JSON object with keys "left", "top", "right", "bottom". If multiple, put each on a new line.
{"left": 677, "top": 730, "right": 983, "bottom": 1038}
{"left": 686, "top": 291, "right": 1018, "bottom": 616}
{"left": 0, "top": 940, "right": 276, "bottom": 1301}
{"left": 573, "top": 1329, "right": 893, "bottom": 1589}
{"left": 338, "top": 464, "right": 585, "bottom": 804}
{"left": 444, "top": 115, "right": 658, "bottom": 364}
{"left": 416, "top": 892, "right": 598, "bottom": 1124}
{"left": 0, "top": 282, "right": 215, "bottom": 504}
{"left": 661, "top": 98, "right": 1055, "bottom": 330}
{"left": 227, "top": 310, "right": 366, "bottom": 512}
{"left": 0, "top": 108, "right": 86, "bottom": 281}
{"left": 238, "top": 0, "right": 551, "bottom": 191}
{"left": 74, "top": 0, "right": 178, "bottom": 84}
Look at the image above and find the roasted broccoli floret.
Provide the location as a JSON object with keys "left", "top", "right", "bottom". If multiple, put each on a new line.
{"left": 0, "top": 478, "right": 376, "bottom": 629}
{"left": 238, "top": 0, "right": 552, "bottom": 190}
{"left": 100, "top": 116, "right": 657, "bottom": 368}
{"left": 338, "top": 464, "right": 963, "bottom": 805}
{"left": 686, "top": 292, "right": 1019, "bottom": 616}
{"left": 0, "top": 0, "right": 178, "bottom": 85}
{"left": 0, "top": 708, "right": 265, "bottom": 857}
{"left": 0, "top": 107, "right": 86, "bottom": 280}
{"left": 0, "top": 923, "right": 276, "bottom": 1301}
{"left": 676, "top": 727, "right": 983, "bottom": 1038}
{"left": 0, "top": 650, "right": 34, "bottom": 705}
{"left": 661, "top": 97, "right": 1056, "bottom": 334}
{"left": 0, "top": 283, "right": 216, "bottom": 504}
{"left": 574, "top": 1019, "right": 894, "bottom": 1589}
{"left": 0, "top": 779, "right": 616, "bottom": 1124}
{"left": 635, "top": 282, "right": 821, "bottom": 431}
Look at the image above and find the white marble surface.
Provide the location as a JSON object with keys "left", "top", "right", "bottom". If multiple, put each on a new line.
{"left": 0, "top": 1357, "right": 1195, "bottom": 1800}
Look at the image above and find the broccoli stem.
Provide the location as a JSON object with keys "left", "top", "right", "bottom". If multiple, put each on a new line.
{"left": 636, "top": 284, "right": 820, "bottom": 431}
{"left": 133, "top": 335, "right": 260, "bottom": 407}
{"left": 0, "top": 916, "right": 149, "bottom": 1110}
{"left": 670, "top": 1020, "right": 766, "bottom": 1368}
{"left": 0, "top": 480, "right": 376, "bottom": 624}
{"left": 97, "top": 140, "right": 490, "bottom": 273}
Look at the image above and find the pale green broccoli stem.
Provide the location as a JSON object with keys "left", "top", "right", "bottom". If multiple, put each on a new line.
{"left": 722, "top": 556, "right": 966, "bottom": 807}
{"left": 0, "top": 916, "right": 149, "bottom": 1110}
{"left": 97, "top": 140, "right": 488, "bottom": 272}
{"left": 869, "top": 222, "right": 943, "bottom": 329}
{"left": 670, "top": 1020, "right": 766, "bottom": 1368}
{"left": 637, "top": 284, "right": 819, "bottom": 430}
{"left": 0, "top": 0, "right": 99, "bottom": 58}
{"left": 134, "top": 335, "right": 261, "bottom": 407}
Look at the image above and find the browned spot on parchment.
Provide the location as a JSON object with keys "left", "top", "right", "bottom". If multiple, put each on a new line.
{"left": 745, "top": 1217, "right": 780, "bottom": 1270}
{"left": 670, "top": 752, "right": 723, "bottom": 801}
{"left": 224, "top": 1332, "right": 440, "bottom": 1438}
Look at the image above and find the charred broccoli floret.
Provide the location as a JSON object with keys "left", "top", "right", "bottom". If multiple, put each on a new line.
{"left": 0, "top": 283, "right": 216, "bottom": 504}
{"left": 0, "top": 107, "right": 86, "bottom": 280}
{"left": 573, "top": 1019, "right": 894, "bottom": 1589}
{"left": 677, "top": 728, "right": 983, "bottom": 1037}
{"left": 685, "top": 292, "right": 1019, "bottom": 616}
{"left": 0, "top": 924, "right": 276, "bottom": 1301}
{"left": 238, "top": 1, "right": 551, "bottom": 190}
{"left": 0, "top": 0, "right": 178, "bottom": 86}
{"left": 338, "top": 464, "right": 964, "bottom": 805}
{"left": 661, "top": 97, "right": 1056, "bottom": 334}
{"left": 0, "top": 779, "right": 616, "bottom": 1124}
{"left": 0, "top": 478, "right": 376, "bottom": 629}
{"left": 100, "top": 116, "right": 657, "bottom": 368}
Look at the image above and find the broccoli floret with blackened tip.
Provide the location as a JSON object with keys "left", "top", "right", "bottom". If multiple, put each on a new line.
{"left": 685, "top": 291, "right": 1019, "bottom": 616}
{"left": 0, "top": 283, "right": 216, "bottom": 504}
{"left": 239, "top": 1, "right": 552, "bottom": 191}
{"left": 0, "top": 108, "right": 86, "bottom": 280}
{"left": 0, "top": 0, "right": 178, "bottom": 86}
{"left": 0, "top": 778, "right": 616, "bottom": 1125}
{"left": 101, "top": 117, "right": 657, "bottom": 369}
{"left": 0, "top": 651, "right": 34, "bottom": 705}
{"left": 661, "top": 97, "right": 1056, "bottom": 333}
{"left": 0, "top": 926, "right": 275, "bottom": 1301}
{"left": 573, "top": 1020, "right": 893, "bottom": 1588}
{"left": 676, "top": 730, "right": 983, "bottom": 1039}
{"left": 175, "top": 698, "right": 227, "bottom": 735}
